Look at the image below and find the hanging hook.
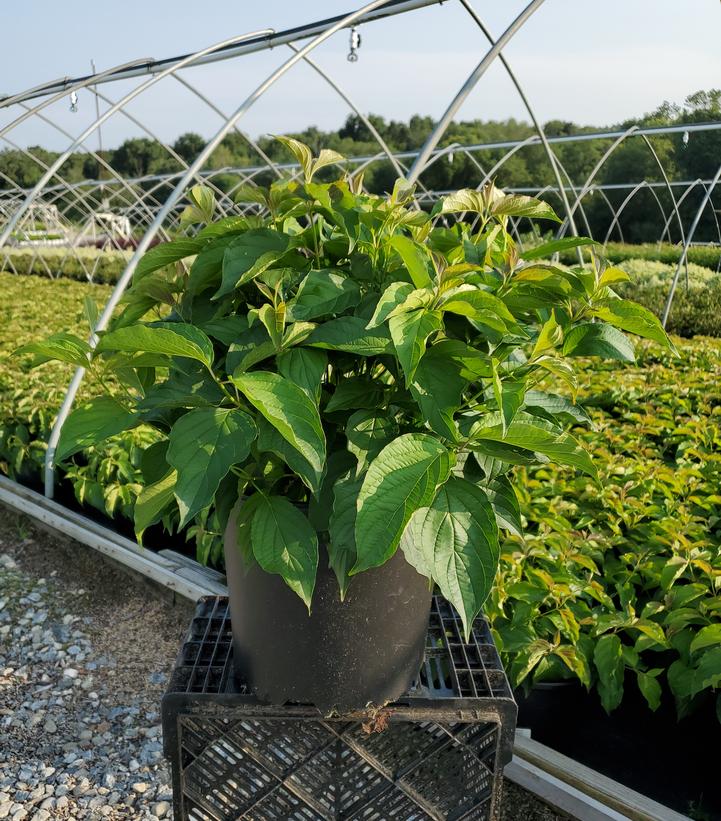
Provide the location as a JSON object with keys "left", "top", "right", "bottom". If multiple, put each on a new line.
{"left": 69, "top": 91, "right": 79, "bottom": 112}
{"left": 347, "top": 27, "right": 361, "bottom": 62}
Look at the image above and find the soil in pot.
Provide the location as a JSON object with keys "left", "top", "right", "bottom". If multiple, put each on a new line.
{"left": 223, "top": 501, "right": 433, "bottom": 713}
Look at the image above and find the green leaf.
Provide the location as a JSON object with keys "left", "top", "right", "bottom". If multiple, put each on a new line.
{"left": 15, "top": 332, "right": 91, "bottom": 368}
{"left": 690, "top": 624, "right": 721, "bottom": 655}
{"left": 311, "top": 148, "right": 345, "bottom": 179}
{"left": 598, "top": 266, "right": 631, "bottom": 286}
{"left": 367, "top": 282, "right": 415, "bottom": 328}
{"left": 563, "top": 322, "right": 636, "bottom": 362}
{"left": 188, "top": 237, "right": 236, "bottom": 295}
{"left": 274, "top": 135, "right": 313, "bottom": 181}
{"left": 637, "top": 670, "right": 663, "bottom": 711}
{"left": 186, "top": 184, "right": 215, "bottom": 224}
{"left": 232, "top": 371, "right": 326, "bottom": 477}
{"left": 388, "top": 235, "right": 433, "bottom": 288}
{"left": 234, "top": 493, "right": 263, "bottom": 569}
{"left": 521, "top": 236, "right": 598, "bottom": 261}
{"left": 56, "top": 398, "right": 137, "bottom": 462}
{"left": 491, "top": 360, "right": 525, "bottom": 435}
{"left": 468, "top": 412, "right": 597, "bottom": 479}
{"left": 326, "top": 378, "right": 383, "bottom": 413}
{"left": 532, "top": 312, "right": 561, "bottom": 358}
{"left": 345, "top": 410, "right": 397, "bottom": 474}
{"left": 140, "top": 439, "right": 170, "bottom": 485}
{"left": 216, "top": 229, "right": 289, "bottom": 298}
{"left": 433, "top": 339, "right": 492, "bottom": 379}
{"left": 593, "top": 299, "right": 676, "bottom": 352}
{"left": 512, "top": 640, "right": 552, "bottom": 686}
{"left": 410, "top": 348, "right": 464, "bottom": 439}
{"left": 167, "top": 408, "right": 257, "bottom": 527}
{"left": 491, "top": 193, "right": 561, "bottom": 223}
{"left": 482, "top": 475, "right": 522, "bottom": 536}
{"left": 439, "top": 287, "right": 518, "bottom": 332}
{"left": 134, "top": 469, "right": 177, "bottom": 542}
{"left": 200, "top": 315, "right": 250, "bottom": 347}
{"left": 553, "top": 645, "right": 592, "bottom": 687}
{"left": 251, "top": 494, "right": 318, "bottom": 608}
{"left": 594, "top": 634, "right": 625, "bottom": 713}
{"left": 256, "top": 417, "right": 322, "bottom": 494}
{"left": 328, "top": 471, "right": 363, "bottom": 599}
{"left": 353, "top": 434, "right": 453, "bottom": 574}
{"left": 435, "top": 189, "right": 486, "bottom": 216}
{"left": 308, "top": 450, "right": 356, "bottom": 532}
{"left": 389, "top": 308, "right": 442, "bottom": 385}
{"left": 256, "top": 303, "right": 285, "bottom": 349}
{"left": 276, "top": 347, "right": 327, "bottom": 401}
{"left": 291, "top": 270, "right": 360, "bottom": 320}
{"left": 134, "top": 238, "right": 207, "bottom": 281}
{"left": 692, "top": 647, "right": 721, "bottom": 695}
{"left": 401, "top": 477, "right": 499, "bottom": 639}
{"left": 97, "top": 323, "right": 215, "bottom": 369}
{"left": 523, "top": 391, "right": 592, "bottom": 426}
{"left": 306, "top": 317, "right": 394, "bottom": 355}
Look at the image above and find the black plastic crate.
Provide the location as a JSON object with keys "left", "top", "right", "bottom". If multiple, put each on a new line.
{"left": 162, "top": 596, "right": 516, "bottom": 821}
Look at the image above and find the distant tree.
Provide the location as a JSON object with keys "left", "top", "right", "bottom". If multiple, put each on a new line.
{"left": 173, "top": 132, "right": 206, "bottom": 164}
{"left": 111, "top": 138, "right": 167, "bottom": 178}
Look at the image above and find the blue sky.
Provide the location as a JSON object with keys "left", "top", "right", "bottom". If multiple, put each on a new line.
{"left": 1, "top": 0, "right": 719, "bottom": 150}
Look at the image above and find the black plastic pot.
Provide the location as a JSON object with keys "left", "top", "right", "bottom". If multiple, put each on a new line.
{"left": 223, "top": 501, "right": 433, "bottom": 713}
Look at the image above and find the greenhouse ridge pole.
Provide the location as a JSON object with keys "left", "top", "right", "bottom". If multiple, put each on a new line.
{"left": 0, "top": 0, "right": 443, "bottom": 108}
{"left": 407, "top": 0, "right": 546, "bottom": 184}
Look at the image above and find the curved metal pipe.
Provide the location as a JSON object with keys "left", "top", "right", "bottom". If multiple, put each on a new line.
{"left": 459, "top": 0, "right": 580, "bottom": 248}
{"left": 0, "top": 31, "right": 275, "bottom": 250}
{"left": 662, "top": 163, "right": 721, "bottom": 327}
{"left": 407, "top": 0, "right": 546, "bottom": 183}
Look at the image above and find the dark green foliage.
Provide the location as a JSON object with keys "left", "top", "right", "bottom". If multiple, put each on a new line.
{"left": 488, "top": 338, "right": 721, "bottom": 721}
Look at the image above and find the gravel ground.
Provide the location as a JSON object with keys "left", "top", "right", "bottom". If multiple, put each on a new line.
{"left": 0, "top": 505, "right": 570, "bottom": 821}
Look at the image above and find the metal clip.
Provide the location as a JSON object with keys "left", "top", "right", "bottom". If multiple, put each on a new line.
{"left": 347, "top": 27, "right": 361, "bottom": 62}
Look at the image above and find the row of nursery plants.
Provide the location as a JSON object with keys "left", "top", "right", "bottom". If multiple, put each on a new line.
{"left": 488, "top": 338, "right": 721, "bottom": 721}
{"left": 1, "top": 245, "right": 131, "bottom": 283}
{"left": 558, "top": 241, "right": 721, "bottom": 271}
{"left": 3, "top": 142, "right": 719, "bottom": 718}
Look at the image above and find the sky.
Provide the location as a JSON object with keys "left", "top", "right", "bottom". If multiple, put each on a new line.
{"left": 1, "top": 0, "right": 719, "bottom": 151}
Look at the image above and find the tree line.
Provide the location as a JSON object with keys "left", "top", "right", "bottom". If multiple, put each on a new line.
{"left": 1, "top": 90, "right": 719, "bottom": 244}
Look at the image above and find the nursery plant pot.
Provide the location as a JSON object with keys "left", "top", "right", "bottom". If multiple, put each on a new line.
{"left": 223, "top": 500, "right": 433, "bottom": 713}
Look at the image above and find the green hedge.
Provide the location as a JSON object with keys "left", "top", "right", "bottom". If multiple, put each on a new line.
{"left": 1, "top": 246, "right": 129, "bottom": 284}
{"left": 559, "top": 241, "right": 721, "bottom": 270}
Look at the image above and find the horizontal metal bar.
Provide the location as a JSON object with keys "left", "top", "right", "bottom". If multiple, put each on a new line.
{"left": 0, "top": 474, "right": 225, "bottom": 601}
{"left": 512, "top": 734, "right": 693, "bottom": 821}
{"left": 0, "top": 0, "right": 443, "bottom": 108}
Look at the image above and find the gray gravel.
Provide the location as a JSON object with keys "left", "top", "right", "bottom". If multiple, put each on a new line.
{"left": 0, "top": 506, "right": 569, "bottom": 821}
{"left": 0, "top": 509, "right": 192, "bottom": 820}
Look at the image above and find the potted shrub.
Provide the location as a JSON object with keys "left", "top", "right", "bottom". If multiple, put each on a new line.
{"left": 18, "top": 137, "right": 674, "bottom": 712}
